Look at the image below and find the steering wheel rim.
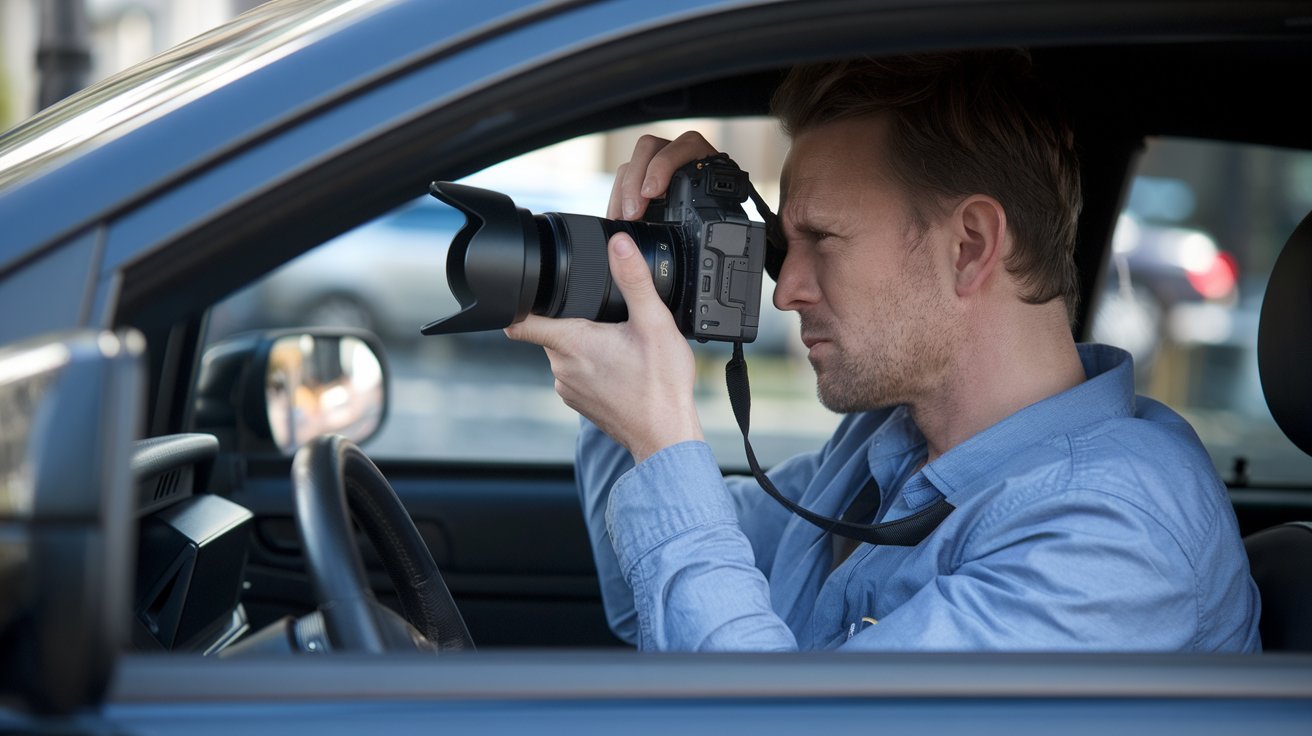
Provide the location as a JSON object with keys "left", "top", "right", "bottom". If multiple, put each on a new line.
{"left": 291, "top": 434, "right": 473, "bottom": 653}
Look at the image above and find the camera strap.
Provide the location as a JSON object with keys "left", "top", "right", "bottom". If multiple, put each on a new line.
{"left": 724, "top": 342, "right": 953, "bottom": 546}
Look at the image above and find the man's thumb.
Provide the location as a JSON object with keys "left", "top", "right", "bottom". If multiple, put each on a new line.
{"left": 608, "top": 233, "right": 664, "bottom": 321}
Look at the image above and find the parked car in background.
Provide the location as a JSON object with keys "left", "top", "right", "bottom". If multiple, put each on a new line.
{"left": 1092, "top": 210, "right": 1239, "bottom": 369}
{"left": 210, "top": 194, "right": 462, "bottom": 341}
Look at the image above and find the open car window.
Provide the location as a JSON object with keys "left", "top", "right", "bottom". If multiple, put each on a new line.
{"left": 204, "top": 117, "right": 842, "bottom": 467}
{"left": 205, "top": 128, "right": 1312, "bottom": 485}
{"left": 1089, "top": 137, "right": 1312, "bottom": 486}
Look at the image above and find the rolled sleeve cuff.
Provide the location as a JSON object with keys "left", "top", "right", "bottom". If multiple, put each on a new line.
{"left": 605, "top": 441, "right": 736, "bottom": 575}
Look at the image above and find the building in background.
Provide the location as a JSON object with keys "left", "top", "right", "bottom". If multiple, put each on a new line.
{"left": 1, "top": 0, "right": 262, "bottom": 127}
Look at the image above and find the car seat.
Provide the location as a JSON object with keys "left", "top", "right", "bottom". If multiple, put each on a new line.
{"left": 1247, "top": 207, "right": 1312, "bottom": 652}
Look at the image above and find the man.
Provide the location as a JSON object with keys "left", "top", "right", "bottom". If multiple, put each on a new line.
{"left": 506, "top": 51, "right": 1261, "bottom": 651}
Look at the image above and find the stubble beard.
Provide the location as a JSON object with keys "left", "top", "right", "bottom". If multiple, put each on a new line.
{"left": 810, "top": 329, "right": 912, "bottom": 414}
{"left": 806, "top": 282, "right": 955, "bottom": 415}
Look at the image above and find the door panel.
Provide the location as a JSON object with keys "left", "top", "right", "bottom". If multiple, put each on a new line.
{"left": 228, "top": 457, "right": 625, "bottom": 648}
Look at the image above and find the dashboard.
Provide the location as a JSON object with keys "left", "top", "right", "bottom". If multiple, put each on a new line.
{"left": 130, "top": 434, "right": 253, "bottom": 654}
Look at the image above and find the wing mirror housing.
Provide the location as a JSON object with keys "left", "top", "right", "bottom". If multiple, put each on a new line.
{"left": 193, "top": 329, "right": 389, "bottom": 455}
{"left": 0, "top": 330, "right": 144, "bottom": 714}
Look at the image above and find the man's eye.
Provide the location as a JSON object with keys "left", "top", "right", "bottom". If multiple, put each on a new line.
{"left": 812, "top": 232, "right": 840, "bottom": 248}
{"left": 783, "top": 229, "right": 834, "bottom": 248}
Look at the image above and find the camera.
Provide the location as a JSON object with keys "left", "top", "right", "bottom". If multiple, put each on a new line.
{"left": 420, "top": 154, "right": 772, "bottom": 343}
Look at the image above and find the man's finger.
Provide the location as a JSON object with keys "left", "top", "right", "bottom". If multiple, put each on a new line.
{"left": 641, "top": 131, "right": 718, "bottom": 199}
{"left": 504, "top": 314, "right": 581, "bottom": 351}
{"left": 616, "top": 134, "right": 670, "bottom": 220}
{"left": 607, "top": 162, "right": 631, "bottom": 220}
{"left": 613, "top": 132, "right": 719, "bottom": 222}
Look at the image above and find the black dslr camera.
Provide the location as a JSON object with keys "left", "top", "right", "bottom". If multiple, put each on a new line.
{"left": 421, "top": 154, "right": 772, "bottom": 343}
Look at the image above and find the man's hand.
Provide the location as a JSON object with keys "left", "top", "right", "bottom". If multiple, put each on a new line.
{"left": 505, "top": 232, "right": 703, "bottom": 464}
{"left": 608, "top": 131, "right": 719, "bottom": 220}
{"left": 505, "top": 130, "right": 720, "bottom": 462}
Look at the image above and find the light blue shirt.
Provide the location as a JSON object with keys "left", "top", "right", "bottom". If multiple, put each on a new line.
{"left": 576, "top": 344, "right": 1261, "bottom": 652}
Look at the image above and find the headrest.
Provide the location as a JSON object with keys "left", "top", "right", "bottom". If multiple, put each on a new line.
{"left": 1258, "top": 209, "right": 1312, "bottom": 456}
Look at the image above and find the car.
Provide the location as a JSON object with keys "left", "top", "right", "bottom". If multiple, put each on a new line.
{"left": 205, "top": 166, "right": 615, "bottom": 343}
{"left": 207, "top": 194, "right": 471, "bottom": 342}
{"left": 1, "top": 0, "right": 1310, "bottom": 731}
{"left": 1091, "top": 209, "right": 1239, "bottom": 371}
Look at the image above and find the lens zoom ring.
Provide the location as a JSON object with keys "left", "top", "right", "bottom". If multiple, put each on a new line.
{"left": 557, "top": 214, "right": 610, "bottom": 320}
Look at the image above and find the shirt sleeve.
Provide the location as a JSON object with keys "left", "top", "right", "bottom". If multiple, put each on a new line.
{"left": 575, "top": 417, "right": 821, "bottom": 649}
{"left": 574, "top": 418, "right": 641, "bottom": 644}
{"left": 604, "top": 440, "right": 799, "bottom": 651}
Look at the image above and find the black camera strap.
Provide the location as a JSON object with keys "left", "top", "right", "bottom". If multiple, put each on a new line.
{"left": 724, "top": 342, "right": 953, "bottom": 546}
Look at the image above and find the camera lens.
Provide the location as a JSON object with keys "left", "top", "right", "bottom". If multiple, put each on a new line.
{"left": 534, "top": 214, "right": 686, "bottom": 323}
{"left": 421, "top": 182, "right": 688, "bottom": 336}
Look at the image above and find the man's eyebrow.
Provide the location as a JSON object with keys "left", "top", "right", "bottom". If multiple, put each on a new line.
{"left": 781, "top": 196, "right": 842, "bottom": 234}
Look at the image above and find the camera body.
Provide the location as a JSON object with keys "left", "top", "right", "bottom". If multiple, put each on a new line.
{"left": 645, "top": 154, "right": 767, "bottom": 343}
{"left": 421, "top": 155, "right": 770, "bottom": 344}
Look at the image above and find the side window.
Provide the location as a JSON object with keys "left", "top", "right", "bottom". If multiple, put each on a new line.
{"left": 1089, "top": 137, "right": 1312, "bottom": 485}
{"left": 204, "top": 118, "right": 842, "bottom": 466}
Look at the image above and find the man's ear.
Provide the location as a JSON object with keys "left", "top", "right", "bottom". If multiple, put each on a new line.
{"left": 950, "top": 195, "right": 1007, "bottom": 298}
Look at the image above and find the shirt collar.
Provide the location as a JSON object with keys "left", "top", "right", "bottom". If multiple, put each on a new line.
{"left": 919, "top": 343, "right": 1136, "bottom": 502}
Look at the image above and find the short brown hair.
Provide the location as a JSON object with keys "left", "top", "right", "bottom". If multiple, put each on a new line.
{"left": 771, "top": 50, "right": 1082, "bottom": 318}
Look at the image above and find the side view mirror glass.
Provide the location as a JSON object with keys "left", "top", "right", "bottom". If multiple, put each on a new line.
{"left": 194, "top": 329, "right": 389, "bottom": 455}
{"left": 264, "top": 334, "right": 385, "bottom": 453}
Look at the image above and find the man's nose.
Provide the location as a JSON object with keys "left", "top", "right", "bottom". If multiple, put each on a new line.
{"left": 772, "top": 247, "right": 820, "bottom": 311}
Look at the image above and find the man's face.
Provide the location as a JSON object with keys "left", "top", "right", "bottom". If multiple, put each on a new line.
{"left": 774, "top": 116, "right": 959, "bottom": 413}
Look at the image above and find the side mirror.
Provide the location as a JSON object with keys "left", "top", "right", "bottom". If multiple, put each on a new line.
{"left": 0, "top": 330, "right": 144, "bottom": 714}
{"left": 194, "top": 329, "right": 388, "bottom": 455}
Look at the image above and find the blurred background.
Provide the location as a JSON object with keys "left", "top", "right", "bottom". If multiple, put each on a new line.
{"left": 5, "top": 0, "right": 1312, "bottom": 484}
{"left": 1, "top": 1, "right": 262, "bottom": 123}
{"left": 0, "top": 0, "right": 787, "bottom": 173}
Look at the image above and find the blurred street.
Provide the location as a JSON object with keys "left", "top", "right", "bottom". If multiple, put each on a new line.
{"left": 367, "top": 336, "right": 840, "bottom": 469}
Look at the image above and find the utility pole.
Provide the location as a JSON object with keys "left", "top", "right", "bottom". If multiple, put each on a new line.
{"left": 36, "top": 0, "right": 91, "bottom": 110}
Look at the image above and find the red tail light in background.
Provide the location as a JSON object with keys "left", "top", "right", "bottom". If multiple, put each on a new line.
{"left": 1187, "top": 250, "right": 1239, "bottom": 300}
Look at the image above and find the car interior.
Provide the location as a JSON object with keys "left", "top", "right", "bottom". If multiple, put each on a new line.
{"left": 1245, "top": 208, "right": 1312, "bottom": 652}
{"left": 99, "top": 33, "right": 1312, "bottom": 660}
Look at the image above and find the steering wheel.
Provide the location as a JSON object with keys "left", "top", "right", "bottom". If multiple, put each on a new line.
{"left": 290, "top": 434, "right": 473, "bottom": 653}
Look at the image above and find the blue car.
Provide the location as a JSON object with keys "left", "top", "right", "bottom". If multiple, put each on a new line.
{"left": 1, "top": 0, "right": 1310, "bottom": 732}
